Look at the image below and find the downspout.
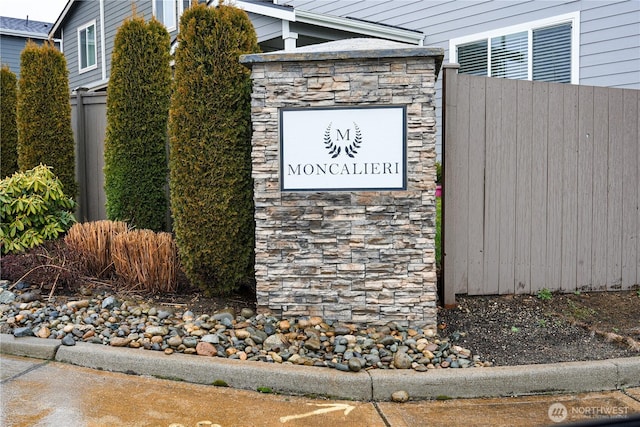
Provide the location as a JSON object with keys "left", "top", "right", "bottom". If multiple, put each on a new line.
{"left": 99, "top": 0, "right": 106, "bottom": 81}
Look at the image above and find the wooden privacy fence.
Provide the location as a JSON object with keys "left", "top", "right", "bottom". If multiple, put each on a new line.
{"left": 442, "top": 64, "right": 639, "bottom": 306}
{"left": 71, "top": 90, "right": 108, "bottom": 223}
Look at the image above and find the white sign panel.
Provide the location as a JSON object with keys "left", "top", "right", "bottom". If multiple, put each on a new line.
{"left": 280, "top": 106, "right": 406, "bottom": 191}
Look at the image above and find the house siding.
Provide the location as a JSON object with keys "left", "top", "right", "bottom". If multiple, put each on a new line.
{"left": 580, "top": 0, "right": 640, "bottom": 89}
{"left": 59, "top": 0, "right": 183, "bottom": 91}
{"left": 103, "top": 1, "right": 153, "bottom": 86}
{"left": 0, "top": 35, "right": 49, "bottom": 79}
{"left": 248, "top": 12, "right": 282, "bottom": 43}
{"left": 288, "top": 0, "right": 640, "bottom": 157}
{"left": 61, "top": 0, "right": 103, "bottom": 90}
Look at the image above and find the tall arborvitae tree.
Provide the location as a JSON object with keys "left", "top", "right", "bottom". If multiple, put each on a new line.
{"left": 1, "top": 66, "right": 18, "bottom": 178}
{"left": 17, "top": 40, "right": 77, "bottom": 198}
{"left": 104, "top": 15, "right": 171, "bottom": 231}
{"left": 169, "top": 3, "right": 260, "bottom": 294}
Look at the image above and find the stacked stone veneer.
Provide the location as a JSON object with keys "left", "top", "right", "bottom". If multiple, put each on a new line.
{"left": 241, "top": 39, "right": 444, "bottom": 328}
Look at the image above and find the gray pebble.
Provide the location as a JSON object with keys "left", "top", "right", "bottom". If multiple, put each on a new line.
{"left": 61, "top": 334, "right": 76, "bottom": 346}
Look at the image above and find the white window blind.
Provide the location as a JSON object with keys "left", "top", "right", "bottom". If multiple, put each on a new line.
{"left": 491, "top": 31, "right": 527, "bottom": 79}
{"left": 458, "top": 40, "right": 487, "bottom": 76}
{"left": 454, "top": 18, "right": 575, "bottom": 84}
{"left": 533, "top": 23, "right": 572, "bottom": 83}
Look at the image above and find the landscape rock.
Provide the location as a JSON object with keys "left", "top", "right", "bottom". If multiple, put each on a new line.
{"left": 196, "top": 342, "right": 217, "bottom": 357}
{"left": 61, "top": 334, "right": 76, "bottom": 346}
{"left": 0, "top": 286, "right": 491, "bottom": 373}
{"left": 13, "top": 326, "right": 34, "bottom": 337}
{"left": 393, "top": 351, "right": 413, "bottom": 369}
{"left": 391, "top": 390, "right": 410, "bottom": 403}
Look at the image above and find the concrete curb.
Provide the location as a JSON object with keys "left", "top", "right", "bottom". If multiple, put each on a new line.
{"left": 54, "top": 341, "right": 373, "bottom": 401}
{"left": 369, "top": 359, "right": 624, "bottom": 400}
{"left": 2, "top": 334, "right": 639, "bottom": 401}
{"left": 0, "top": 334, "right": 60, "bottom": 360}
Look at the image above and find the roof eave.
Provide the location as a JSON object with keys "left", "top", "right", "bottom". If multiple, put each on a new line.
{"left": 295, "top": 9, "right": 424, "bottom": 45}
{"left": 235, "top": 1, "right": 295, "bottom": 21}
{"left": 49, "top": 0, "right": 75, "bottom": 38}
{"left": 0, "top": 29, "right": 50, "bottom": 39}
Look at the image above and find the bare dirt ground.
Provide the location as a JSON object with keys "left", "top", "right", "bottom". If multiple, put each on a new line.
{"left": 438, "top": 291, "right": 640, "bottom": 366}
{"left": 2, "top": 240, "right": 639, "bottom": 366}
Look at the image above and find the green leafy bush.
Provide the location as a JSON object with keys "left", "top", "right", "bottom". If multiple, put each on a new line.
{"left": 1, "top": 66, "right": 18, "bottom": 178}
{"left": 104, "top": 15, "right": 171, "bottom": 231}
{"left": 0, "top": 165, "right": 76, "bottom": 254}
{"left": 17, "top": 41, "right": 77, "bottom": 198}
{"left": 169, "top": 3, "right": 260, "bottom": 294}
{"left": 536, "top": 288, "right": 553, "bottom": 301}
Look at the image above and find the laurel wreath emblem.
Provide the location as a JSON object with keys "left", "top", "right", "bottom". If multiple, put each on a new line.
{"left": 324, "top": 122, "right": 363, "bottom": 159}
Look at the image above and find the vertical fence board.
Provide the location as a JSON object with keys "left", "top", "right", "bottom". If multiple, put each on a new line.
{"left": 577, "top": 86, "right": 594, "bottom": 290}
{"left": 453, "top": 74, "right": 470, "bottom": 294}
{"left": 85, "top": 98, "right": 107, "bottom": 221}
{"left": 515, "top": 80, "right": 533, "bottom": 294}
{"left": 591, "top": 87, "right": 609, "bottom": 289}
{"left": 444, "top": 67, "right": 468, "bottom": 302}
{"left": 499, "top": 79, "right": 517, "bottom": 294}
{"left": 530, "top": 82, "right": 548, "bottom": 293}
{"left": 546, "top": 83, "right": 564, "bottom": 290}
{"left": 466, "top": 76, "right": 486, "bottom": 295}
{"left": 443, "top": 67, "right": 458, "bottom": 300}
{"left": 482, "top": 77, "right": 502, "bottom": 294}
{"left": 607, "top": 89, "right": 624, "bottom": 289}
{"left": 70, "top": 93, "right": 107, "bottom": 223}
{"left": 621, "top": 89, "right": 639, "bottom": 288}
{"left": 561, "top": 85, "right": 579, "bottom": 292}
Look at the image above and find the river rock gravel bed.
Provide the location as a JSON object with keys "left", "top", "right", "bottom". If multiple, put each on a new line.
{"left": 0, "top": 280, "right": 491, "bottom": 372}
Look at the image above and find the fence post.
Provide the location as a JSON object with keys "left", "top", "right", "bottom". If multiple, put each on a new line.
{"left": 74, "top": 88, "right": 88, "bottom": 222}
{"left": 442, "top": 63, "right": 459, "bottom": 308}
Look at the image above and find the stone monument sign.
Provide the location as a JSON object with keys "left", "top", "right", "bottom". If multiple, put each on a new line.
{"left": 240, "top": 39, "right": 443, "bottom": 329}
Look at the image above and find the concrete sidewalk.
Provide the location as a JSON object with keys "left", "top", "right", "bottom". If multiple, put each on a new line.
{"left": 2, "top": 333, "right": 640, "bottom": 402}
{"left": 3, "top": 352, "right": 640, "bottom": 426}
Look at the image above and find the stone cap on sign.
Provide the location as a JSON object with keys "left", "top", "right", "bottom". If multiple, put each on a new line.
{"left": 240, "top": 38, "right": 444, "bottom": 74}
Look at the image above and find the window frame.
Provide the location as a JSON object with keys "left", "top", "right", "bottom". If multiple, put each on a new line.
{"left": 153, "top": 0, "right": 178, "bottom": 32}
{"left": 449, "top": 12, "right": 580, "bottom": 84}
{"left": 77, "top": 20, "right": 97, "bottom": 74}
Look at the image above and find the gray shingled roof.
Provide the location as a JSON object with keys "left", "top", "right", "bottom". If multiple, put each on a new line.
{"left": 0, "top": 16, "right": 52, "bottom": 36}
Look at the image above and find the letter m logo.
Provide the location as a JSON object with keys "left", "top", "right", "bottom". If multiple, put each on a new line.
{"left": 336, "top": 128, "right": 350, "bottom": 141}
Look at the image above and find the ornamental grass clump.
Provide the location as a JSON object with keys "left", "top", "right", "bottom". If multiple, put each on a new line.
{"left": 64, "top": 220, "right": 129, "bottom": 278}
{"left": 111, "top": 229, "right": 178, "bottom": 293}
{"left": 0, "top": 165, "right": 76, "bottom": 254}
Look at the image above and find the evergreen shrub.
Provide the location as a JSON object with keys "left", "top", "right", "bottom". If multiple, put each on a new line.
{"left": 17, "top": 41, "right": 77, "bottom": 198}
{"left": 169, "top": 3, "right": 260, "bottom": 294}
{"left": 1, "top": 66, "right": 18, "bottom": 178}
{"left": 104, "top": 16, "right": 171, "bottom": 231}
{"left": 0, "top": 165, "right": 76, "bottom": 254}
